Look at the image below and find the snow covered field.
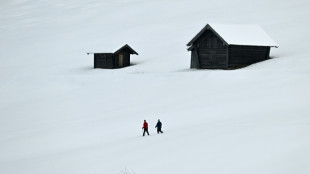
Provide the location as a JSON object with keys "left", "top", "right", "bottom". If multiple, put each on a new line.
{"left": 1, "top": 0, "right": 310, "bottom": 174}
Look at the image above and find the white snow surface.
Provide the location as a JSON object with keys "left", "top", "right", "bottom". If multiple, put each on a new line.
{"left": 209, "top": 23, "right": 279, "bottom": 47}
{"left": 1, "top": 0, "right": 310, "bottom": 174}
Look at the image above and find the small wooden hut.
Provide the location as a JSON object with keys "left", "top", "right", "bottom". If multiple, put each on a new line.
{"left": 187, "top": 24, "right": 279, "bottom": 69}
{"left": 90, "top": 44, "right": 138, "bottom": 69}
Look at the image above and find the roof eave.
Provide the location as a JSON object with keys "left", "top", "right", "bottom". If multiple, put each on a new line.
{"left": 186, "top": 24, "right": 229, "bottom": 47}
{"left": 187, "top": 45, "right": 194, "bottom": 51}
{"left": 229, "top": 44, "right": 279, "bottom": 48}
{"left": 186, "top": 24, "right": 211, "bottom": 46}
{"left": 114, "top": 44, "right": 139, "bottom": 55}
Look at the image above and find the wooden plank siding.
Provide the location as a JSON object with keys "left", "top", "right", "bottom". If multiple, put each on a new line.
{"left": 92, "top": 44, "right": 138, "bottom": 69}
{"left": 114, "top": 50, "right": 131, "bottom": 68}
{"left": 228, "top": 45, "right": 269, "bottom": 68}
{"left": 188, "top": 24, "right": 277, "bottom": 69}
{"left": 190, "top": 48, "right": 199, "bottom": 68}
{"left": 196, "top": 29, "right": 228, "bottom": 69}
{"left": 94, "top": 53, "right": 114, "bottom": 69}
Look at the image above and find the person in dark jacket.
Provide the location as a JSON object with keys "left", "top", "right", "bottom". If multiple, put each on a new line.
{"left": 142, "top": 120, "right": 149, "bottom": 136}
{"left": 155, "top": 119, "right": 163, "bottom": 134}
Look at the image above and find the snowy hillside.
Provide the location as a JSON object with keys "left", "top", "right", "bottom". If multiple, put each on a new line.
{"left": 1, "top": 0, "right": 310, "bottom": 174}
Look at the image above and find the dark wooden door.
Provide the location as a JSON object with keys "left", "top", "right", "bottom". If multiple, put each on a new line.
{"left": 119, "top": 54, "right": 124, "bottom": 67}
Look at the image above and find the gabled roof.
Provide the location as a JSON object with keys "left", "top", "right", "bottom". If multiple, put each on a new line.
{"left": 187, "top": 23, "right": 279, "bottom": 48}
{"left": 114, "top": 44, "right": 138, "bottom": 55}
{"left": 87, "top": 44, "right": 138, "bottom": 55}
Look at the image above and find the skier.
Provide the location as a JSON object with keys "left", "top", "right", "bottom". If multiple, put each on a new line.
{"left": 142, "top": 120, "right": 149, "bottom": 136}
{"left": 155, "top": 119, "right": 163, "bottom": 134}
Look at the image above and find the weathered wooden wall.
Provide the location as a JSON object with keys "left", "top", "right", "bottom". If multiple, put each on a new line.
{"left": 190, "top": 47, "right": 199, "bottom": 68}
{"left": 189, "top": 29, "right": 272, "bottom": 69}
{"left": 194, "top": 29, "right": 228, "bottom": 69}
{"left": 114, "top": 50, "right": 130, "bottom": 68}
{"left": 94, "top": 53, "right": 114, "bottom": 69}
{"left": 228, "top": 46, "right": 270, "bottom": 68}
{"left": 93, "top": 45, "right": 136, "bottom": 69}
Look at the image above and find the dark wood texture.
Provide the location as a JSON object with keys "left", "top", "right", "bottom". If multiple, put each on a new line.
{"left": 94, "top": 53, "right": 114, "bottom": 69}
{"left": 194, "top": 29, "right": 228, "bottom": 69}
{"left": 188, "top": 28, "right": 272, "bottom": 69}
{"left": 190, "top": 47, "right": 199, "bottom": 68}
{"left": 93, "top": 45, "right": 138, "bottom": 69}
{"left": 228, "top": 45, "right": 269, "bottom": 68}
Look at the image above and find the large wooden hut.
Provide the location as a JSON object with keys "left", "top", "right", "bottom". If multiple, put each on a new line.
{"left": 187, "top": 24, "right": 278, "bottom": 69}
{"left": 90, "top": 44, "right": 138, "bottom": 69}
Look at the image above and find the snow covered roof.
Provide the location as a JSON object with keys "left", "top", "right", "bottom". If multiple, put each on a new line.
{"left": 87, "top": 44, "right": 138, "bottom": 55}
{"left": 187, "top": 24, "right": 279, "bottom": 48}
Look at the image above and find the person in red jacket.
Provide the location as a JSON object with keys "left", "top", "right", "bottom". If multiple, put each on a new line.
{"left": 142, "top": 120, "right": 149, "bottom": 136}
